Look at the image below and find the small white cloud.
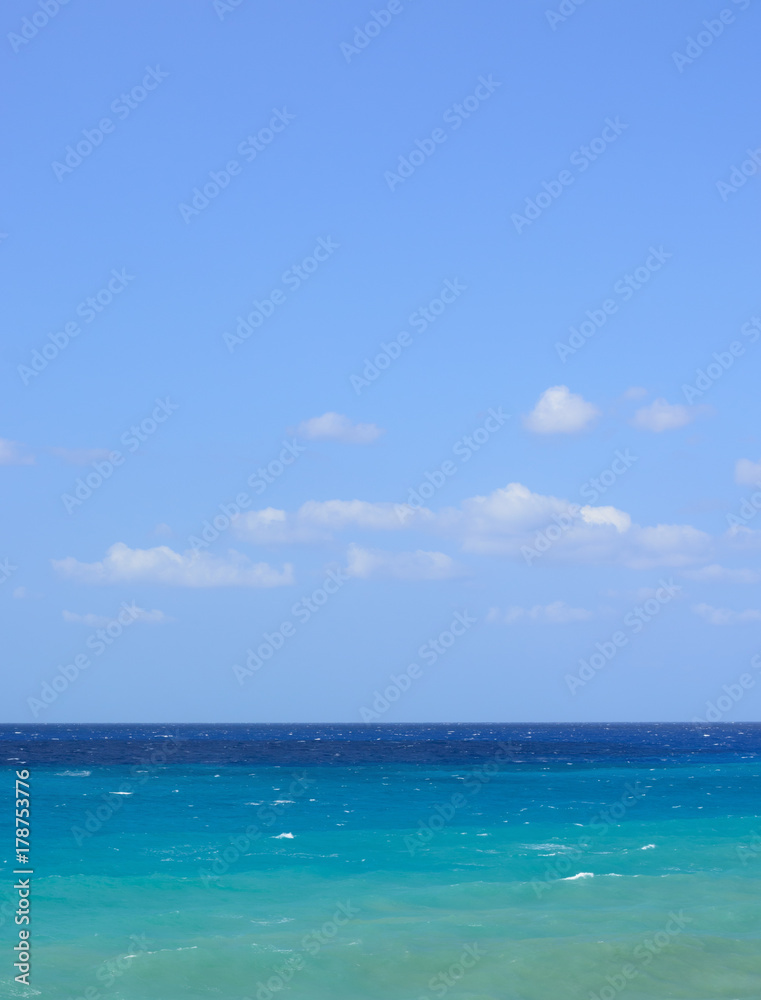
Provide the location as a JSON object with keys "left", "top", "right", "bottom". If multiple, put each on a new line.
{"left": 693, "top": 603, "right": 761, "bottom": 625}
{"left": 682, "top": 564, "right": 760, "bottom": 584}
{"left": 735, "top": 458, "right": 761, "bottom": 486}
{"left": 631, "top": 398, "right": 696, "bottom": 432}
{"left": 296, "top": 412, "right": 383, "bottom": 444}
{"left": 52, "top": 543, "right": 293, "bottom": 588}
{"left": 63, "top": 607, "right": 173, "bottom": 626}
{"left": 580, "top": 505, "right": 632, "bottom": 533}
{"left": 345, "top": 544, "right": 459, "bottom": 580}
{"left": 622, "top": 387, "right": 648, "bottom": 400}
{"left": 50, "top": 447, "right": 112, "bottom": 466}
{"left": 0, "top": 439, "right": 34, "bottom": 465}
{"left": 487, "top": 601, "right": 593, "bottom": 624}
{"left": 523, "top": 386, "right": 599, "bottom": 435}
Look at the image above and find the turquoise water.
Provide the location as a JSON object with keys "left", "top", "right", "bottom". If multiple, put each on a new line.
{"left": 2, "top": 724, "right": 760, "bottom": 999}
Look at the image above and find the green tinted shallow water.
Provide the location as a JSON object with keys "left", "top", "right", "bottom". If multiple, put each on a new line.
{"left": 2, "top": 726, "right": 760, "bottom": 999}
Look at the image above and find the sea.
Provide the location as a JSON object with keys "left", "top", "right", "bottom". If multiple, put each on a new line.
{"left": 1, "top": 723, "right": 760, "bottom": 1000}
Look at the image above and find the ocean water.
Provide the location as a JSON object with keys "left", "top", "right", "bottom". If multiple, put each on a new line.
{"left": 1, "top": 723, "right": 760, "bottom": 1000}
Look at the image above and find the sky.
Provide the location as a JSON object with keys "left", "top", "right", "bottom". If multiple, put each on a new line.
{"left": 2, "top": 0, "right": 761, "bottom": 724}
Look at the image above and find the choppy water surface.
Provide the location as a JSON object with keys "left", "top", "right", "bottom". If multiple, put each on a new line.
{"left": 1, "top": 723, "right": 759, "bottom": 999}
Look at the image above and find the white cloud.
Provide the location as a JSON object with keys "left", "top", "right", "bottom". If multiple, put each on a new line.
{"left": 692, "top": 603, "right": 761, "bottom": 625}
{"left": 487, "top": 601, "right": 593, "bottom": 624}
{"left": 233, "top": 481, "right": 716, "bottom": 570}
{"left": 345, "top": 544, "right": 460, "bottom": 580}
{"left": 735, "top": 458, "right": 761, "bottom": 486}
{"left": 682, "top": 564, "right": 760, "bottom": 584}
{"left": 0, "top": 439, "right": 34, "bottom": 465}
{"left": 234, "top": 499, "right": 428, "bottom": 544}
{"left": 51, "top": 447, "right": 112, "bottom": 466}
{"left": 295, "top": 412, "right": 383, "bottom": 444}
{"left": 52, "top": 543, "right": 293, "bottom": 588}
{"left": 63, "top": 607, "right": 173, "bottom": 626}
{"left": 630, "top": 398, "right": 696, "bottom": 432}
{"left": 523, "top": 386, "right": 599, "bottom": 434}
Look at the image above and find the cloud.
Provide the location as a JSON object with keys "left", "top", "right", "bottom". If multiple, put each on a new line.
{"left": 0, "top": 439, "right": 34, "bottom": 465}
{"left": 630, "top": 398, "right": 696, "bottom": 432}
{"left": 487, "top": 601, "right": 593, "bottom": 624}
{"left": 345, "top": 544, "right": 460, "bottom": 580}
{"left": 63, "top": 607, "right": 173, "bottom": 626}
{"left": 295, "top": 412, "right": 383, "bottom": 444}
{"left": 682, "top": 564, "right": 760, "bottom": 584}
{"left": 523, "top": 386, "right": 599, "bottom": 434}
{"left": 622, "top": 386, "right": 648, "bottom": 400}
{"left": 50, "top": 447, "right": 112, "bottom": 466}
{"left": 234, "top": 499, "right": 428, "bottom": 544}
{"left": 735, "top": 458, "right": 761, "bottom": 486}
{"left": 234, "top": 481, "right": 719, "bottom": 570}
{"left": 52, "top": 543, "right": 293, "bottom": 588}
{"left": 692, "top": 603, "right": 761, "bottom": 625}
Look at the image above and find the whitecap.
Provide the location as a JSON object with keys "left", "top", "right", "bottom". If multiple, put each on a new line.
{"left": 560, "top": 872, "right": 594, "bottom": 881}
{"left": 55, "top": 770, "right": 91, "bottom": 776}
{"left": 273, "top": 832, "right": 294, "bottom": 839}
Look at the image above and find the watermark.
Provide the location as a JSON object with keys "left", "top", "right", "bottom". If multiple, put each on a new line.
{"left": 672, "top": 0, "right": 749, "bottom": 73}
{"left": 245, "top": 901, "right": 361, "bottom": 1000}
{"left": 179, "top": 108, "right": 296, "bottom": 223}
{"left": 61, "top": 398, "right": 178, "bottom": 513}
{"left": 189, "top": 439, "right": 306, "bottom": 550}
{"left": 395, "top": 408, "right": 508, "bottom": 520}
{"left": 531, "top": 782, "right": 646, "bottom": 896}
{"left": 72, "top": 934, "right": 151, "bottom": 1000}
{"left": 70, "top": 738, "right": 183, "bottom": 846}
{"left": 716, "top": 143, "right": 761, "bottom": 200}
{"left": 545, "top": 0, "right": 589, "bottom": 31}
{"left": 737, "top": 829, "right": 761, "bottom": 865}
{"left": 200, "top": 772, "right": 314, "bottom": 886}
{"left": 384, "top": 76, "right": 500, "bottom": 192}
{"left": 691, "top": 650, "right": 761, "bottom": 722}
{"left": 512, "top": 117, "right": 628, "bottom": 234}
{"left": 589, "top": 912, "right": 692, "bottom": 1000}
{"left": 341, "top": 0, "right": 407, "bottom": 62}
{"left": 222, "top": 236, "right": 338, "bottom": 352}
{"left": 27, "top": 602, "right": 145, "bottom": 717}
{"left": 213, "top": 0, "right": 247, "bottom": 19}
{"left": 350, "top": 278, "right": 466, "bottom": 394}
{"left": 0, "top": 558, "right": 18, "bottom": 586}
{"left": 522, "top": 449, "right": 637, "bottom": 565}
{"left": 52, "top": 67, "right": 169, "bottom": 181}
{"left": 8, "top": 0, "right": 72, "bottom": 54}
{"left": 12, "top": 769, "right": 32, "bottom": 986}
{"left": 556, "top": 248, "right": 671, "bottom": 361}
{"left": 682, "top": 316, "right": 760, "bottom": 403}
{"left": 565, "top": 580, "right": 680, "bottom": 695}
{"left": 18, "top": 269, "right": 135, "bottom": 385}
{"left": 232, "top": 567, "right": 351, "bottom": 686}
{"left": 359, "top": 611, "right": 476, "bottom": 721}
{"left": 404, "top": 742, "right": 519, "bottom": 854}
{"left": 415, "top": 943, "right": 486, "bottom": 1000}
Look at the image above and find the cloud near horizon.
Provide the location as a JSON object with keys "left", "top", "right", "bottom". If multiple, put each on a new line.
{"left": 231, "top": 480, "right": 728, "bottom": 570}
{"left": 53, "top": 543, "right": 293, "bottom": 587}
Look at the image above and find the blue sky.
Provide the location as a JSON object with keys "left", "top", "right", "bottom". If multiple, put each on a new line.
{"left": 3, "top": 0, "right": 761, "bottom": 723}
